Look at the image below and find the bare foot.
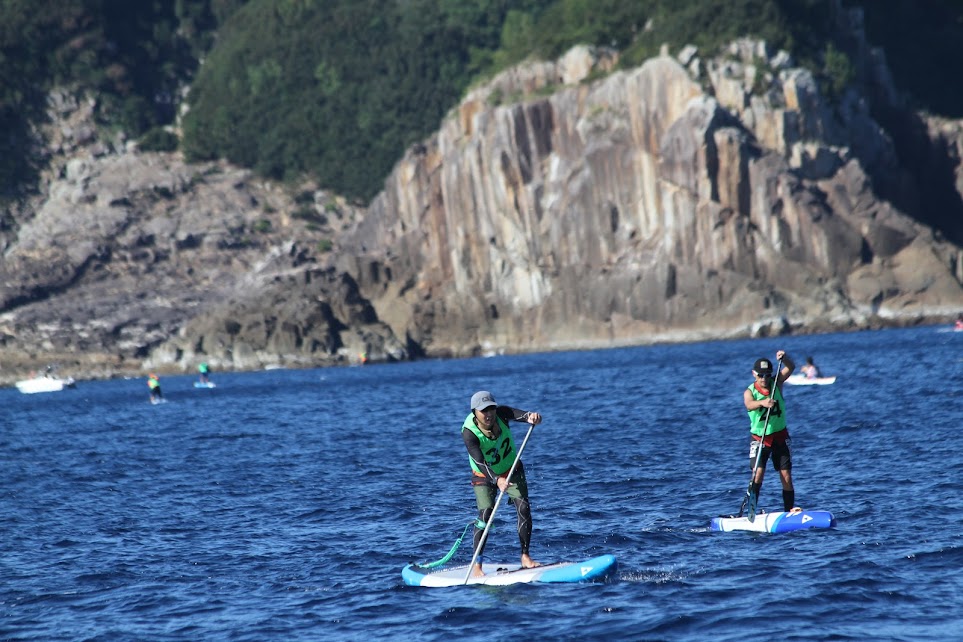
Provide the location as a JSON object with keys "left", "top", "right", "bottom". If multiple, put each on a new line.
{"left": 521, "top": 554, "right": 541, "bottom": 569}
{"left": 471, "top": 563, "right": 485, "bottom": 577}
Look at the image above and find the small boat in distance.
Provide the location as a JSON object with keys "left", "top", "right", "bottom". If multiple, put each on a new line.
{"left": 15, "top": 373, "right": 77, "bottom": 394}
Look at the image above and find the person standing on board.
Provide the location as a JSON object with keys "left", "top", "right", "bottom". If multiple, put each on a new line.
{"left": 744, "top": 351, "right": 797, "bottom": 512}
{"left": 148, "top": 373, "right": 163, "bottom": 403}
{"left": 198, "top": 362, "right": 211, "bottom": 384}
{"left": 462, "top": 390, "right": 542, "bottom": 577}
{"left": 799, "top": 356, "right": 821, "bottom": 379}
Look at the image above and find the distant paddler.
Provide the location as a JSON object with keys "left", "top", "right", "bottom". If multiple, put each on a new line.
{"left": 148, "top": 373, "right": 163, "bottom": 403}
{"left": 799, "top": 356, "right": 821, "bottom": 379}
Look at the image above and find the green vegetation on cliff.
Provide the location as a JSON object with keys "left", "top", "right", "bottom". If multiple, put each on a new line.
{"left": 0, "top": 0, "right": 235, "bottom": 197}
{"left": 181, "top": 0, "right": 550, "bottom": 201}
{"left": 1, "top": 0, "right": 961, "bottom": 204}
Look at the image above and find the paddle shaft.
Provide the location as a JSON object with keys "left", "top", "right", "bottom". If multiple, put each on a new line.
{"left": 741, "top": 359, "right": 783, "bottom": 519}
{"left": 462, "top": 423, "right": 535, "bottom": 585}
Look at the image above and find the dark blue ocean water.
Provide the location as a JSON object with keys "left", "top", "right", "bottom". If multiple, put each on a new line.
{"left": 3, "top": 325, "right": 962, "bottom": 641}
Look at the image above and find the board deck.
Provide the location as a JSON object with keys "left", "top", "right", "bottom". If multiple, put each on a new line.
{"left": 710, "top": 509, "right": 835, "bottom": 533}
{"left": 402, "top": 554, "right": 617, "bottom": 587}
{"left": 194, "top": 381, "right": 216, "bottom": 388}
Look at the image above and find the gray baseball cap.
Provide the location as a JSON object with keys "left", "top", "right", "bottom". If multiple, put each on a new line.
{"left": 470, "top": 390, "right": 497, "bottom": 411}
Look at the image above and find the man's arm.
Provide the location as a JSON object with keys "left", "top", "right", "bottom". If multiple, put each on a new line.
{"left": 776, "top": 350, "right": 795, "bottom": 386}
{"left": 498, "top": 406, "right": 541, "bottom": 424}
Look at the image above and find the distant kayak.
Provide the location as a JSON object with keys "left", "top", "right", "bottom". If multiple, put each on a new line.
{"left": 786, "top": 374, "right": 836, "bottom": 386}
{"left": 402, "top": 554, "right": 617, "bottom": 587}
{"left": 711, "top": 509, "right": 835, "bottom": 533}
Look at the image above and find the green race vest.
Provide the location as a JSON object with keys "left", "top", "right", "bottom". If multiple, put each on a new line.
{"left": 462, "top": 413, "right": 516, "bottom": 475}
{"left": 747, "top": 384, "right": 787, "bottom": 436}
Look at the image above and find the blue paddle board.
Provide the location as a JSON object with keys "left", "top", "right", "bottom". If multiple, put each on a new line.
{"left": 402, "top": 554, "right": 617, "bottom": 587}
{"left": 194, "top": 381, "right": 216, "bottom": 388}
{"left": 710, "top": 509, "right": 835, "bottom": 533}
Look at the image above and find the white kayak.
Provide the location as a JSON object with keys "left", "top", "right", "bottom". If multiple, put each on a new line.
{"left": 786, "top": 374, "right": 836, "bottom": 386}
{"left": 402, "top": 554, "right": 617, "bottom": 587}
{"left": 711, "top": 509, "right": 835, "bottom": 533}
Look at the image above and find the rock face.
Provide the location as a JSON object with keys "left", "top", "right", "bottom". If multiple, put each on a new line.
{"left": 344, "top": 43, "right": 963, "bottom": 357}
{"left": 0, "top": 92, "right": 398, "bottom": 383}
{"left": 0, "top": 145, "right": 406, "bottom": 380}
{"left": 2, "top": 36, "right": 963, "bottom": 385}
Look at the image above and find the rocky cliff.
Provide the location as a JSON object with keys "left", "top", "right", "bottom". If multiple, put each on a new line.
{"left": 0, "top": 92, "right": 401, "bottom": 383}
{"left": 343, "top": 40, "right": 963, "bottom": 359}
{"left": 2, "top": 34, "right": 962, "bottom": 385}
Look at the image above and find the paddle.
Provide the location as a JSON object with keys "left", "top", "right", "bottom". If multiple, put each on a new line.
{"left": 739, "top": 358, "right": 782, "bottom": 522}
{"left": 462, "top": 422, "right": 536, "bottom": 585}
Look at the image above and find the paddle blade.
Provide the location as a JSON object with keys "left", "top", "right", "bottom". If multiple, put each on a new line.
{"left": 746, "top": 491, "right": 759, "bottom": 522}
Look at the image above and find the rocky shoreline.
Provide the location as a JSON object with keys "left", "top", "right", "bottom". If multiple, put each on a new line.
{"left": 3, "top": 309, "right": 954, "bottom": 388}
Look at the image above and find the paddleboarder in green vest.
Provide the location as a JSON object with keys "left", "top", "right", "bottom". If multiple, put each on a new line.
{"left": 462, "top": 390, "right": 542, "bottom": 577}
{"left": 744, "top": 350, "right": 797, "bottom": 512}
{"left": 147, "top": 373, "right": 163, "bottom": 403}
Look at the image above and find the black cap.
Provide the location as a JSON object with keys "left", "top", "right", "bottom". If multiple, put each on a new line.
{"left": 753, "top": 358, "right": 773, "bottom": 374}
